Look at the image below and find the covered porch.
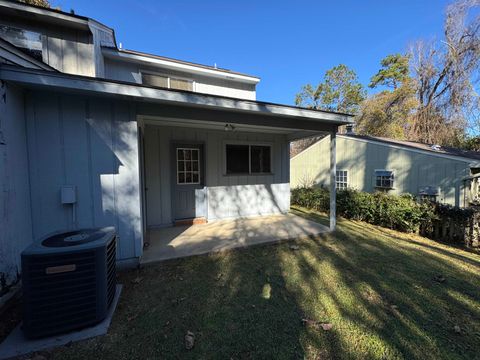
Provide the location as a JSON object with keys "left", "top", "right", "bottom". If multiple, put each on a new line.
{"left": 141, "top": 213, "right": 329, "bottom": 263}
{"left": 0, "top": 65, "right": 352, "bottom": 265}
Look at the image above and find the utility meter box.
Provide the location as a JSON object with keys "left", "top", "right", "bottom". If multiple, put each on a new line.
{"left": 61, "top": 185, "right": 76, "bottom": 204}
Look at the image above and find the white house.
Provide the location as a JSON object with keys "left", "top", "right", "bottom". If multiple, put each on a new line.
{"left": 0, "top": 1, "right": 351, "bottom": 292}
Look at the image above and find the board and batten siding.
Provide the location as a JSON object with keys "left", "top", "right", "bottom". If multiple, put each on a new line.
{"left": 24, "top": 91, "right": 142, "bottom": 264}
{"left": 143, "top": 124, "right": 290, "bottom": 227}
{"left": 104, "top": 59, "right": 257, "bottom": 100}
{"left": 290, "top": 136, "right": 473, "bottom": 207}
{"left": 0, "top": 84, "right": 33, "bottom": 291}
{"left": 0, "top": 17, "right": 96, "bottom": 76}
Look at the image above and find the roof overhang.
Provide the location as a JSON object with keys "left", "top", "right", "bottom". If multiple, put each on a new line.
{"left": 0, "top": 65, "right": 352, "bottom": 133}
{"left": 102, "top": 47, "right": 260, "bottom": 85}
{"left": 337, "top": 134, "right": 480, "bottom": 166}
{"left": 0, "top": 38, "right": 55, "bottom": 71}
{"left": 0, "top": 0, "right": 89, "bottom": 30}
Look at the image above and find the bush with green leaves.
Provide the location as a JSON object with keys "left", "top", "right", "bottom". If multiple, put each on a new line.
{"left": 291, "top": 187, "right": 435, "bottom": 233}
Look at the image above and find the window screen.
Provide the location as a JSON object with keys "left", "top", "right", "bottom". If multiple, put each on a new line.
{"left": 375, "top": 170, "right": 394, "bottom": 189}
{"left": 142, "top": 73, "right": 168, "bottom": 88}
{"left": 336, "top": 170, "right": 348, "bottom": 190}
{"left": 170, "top": 78, "right": 193, "bottom": 91}
{"left": 225, "top": 144, "right": 271, "bottom": 174}
{"left": 226, "top": 145, "right": 249, "bottom": 174}
{"left": 177, "top": 148, "right": 200, "bottom": 184}
{"left": 251, "top": 146, "right": 271, "bottom": 173}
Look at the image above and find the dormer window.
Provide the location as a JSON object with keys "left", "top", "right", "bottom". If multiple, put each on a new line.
{"left": 141, "top": 72, "right": 194, "bottom": 91}
{"left": 0, "top": 26, "right": 43, "bottom": 61}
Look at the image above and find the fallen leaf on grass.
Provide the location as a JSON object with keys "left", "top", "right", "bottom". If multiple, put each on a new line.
{"left": 131, "top": 277, "right": 143, "bottom": 284}
{"left": 302, "top": 318, "right": 333, "bottom": 331}
{"left": 320, "top": 323, "right": 333, "bottom": 331}
{"left": 185, "top": 331, "right": 195, "bottom": 350}
{"left": 127, "top": 314, "right": 137, "bottom": 322}
{"left": 289, "top": 245, "right": 300, "bottom": 251}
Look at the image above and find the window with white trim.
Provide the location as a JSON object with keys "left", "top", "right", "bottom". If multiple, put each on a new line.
{"left": 177, "top": 148, "right": 200, "bottom": 184}
{"left": 336, "top": 170, "right": 348, "bottom": 190}
{"left": 225, "top": 144, "right": 271, "bottom": 175}
{"left": 375, "top": 170, "right": 394, "bottom": 189}
{"left": 141, "top": 72, "right": 194, "bottom": 91}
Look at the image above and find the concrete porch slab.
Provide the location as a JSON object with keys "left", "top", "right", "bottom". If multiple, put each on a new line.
{"left": 141, "top": 213, "right": 329, "bottom": 264}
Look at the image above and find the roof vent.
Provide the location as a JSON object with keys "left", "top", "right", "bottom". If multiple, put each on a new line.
{"left": 430, "top": 144, "right": 441, "bottom": 151}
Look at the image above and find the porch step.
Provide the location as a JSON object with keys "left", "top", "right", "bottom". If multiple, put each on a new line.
{"left": 174, "top": 217, "right": 207, "bottom": 226}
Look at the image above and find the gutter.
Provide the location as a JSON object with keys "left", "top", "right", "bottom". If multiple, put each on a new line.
{"left": 0, "top": 65, "right": 353, "bottom": 125}
{"left": 102, "top": 47, "right": 261, "bottom": 85}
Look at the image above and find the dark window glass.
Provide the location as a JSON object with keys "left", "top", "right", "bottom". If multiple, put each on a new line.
{"left": 0, "top": 26, "right": 43, "bottom": 61}
{"left": 226, "top": 145, "right": 249, "bottom": 174}
{"left": 251, "top": 146, "right": 271, "bottom": 173}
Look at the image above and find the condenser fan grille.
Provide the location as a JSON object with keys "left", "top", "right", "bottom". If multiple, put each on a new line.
{"left": 22, "top": 228, "right": 116, "bottom": 339}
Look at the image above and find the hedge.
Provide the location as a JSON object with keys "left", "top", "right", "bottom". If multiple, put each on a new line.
{"left": 291, "top": 187, "right": 435, "bottom": 233}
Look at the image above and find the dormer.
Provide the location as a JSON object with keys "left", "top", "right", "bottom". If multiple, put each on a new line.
{"left": 0, "top": 0, "right": 115, "bottom": 77}
{"left": 0, "top": 1, "right": 260, "bottom": 100}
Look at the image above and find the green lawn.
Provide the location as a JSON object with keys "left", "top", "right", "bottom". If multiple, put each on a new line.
{"left": 50, "top": 207, "right": 480, "bottom": 360}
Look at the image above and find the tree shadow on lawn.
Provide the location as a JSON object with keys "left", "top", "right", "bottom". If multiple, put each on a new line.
{"left": 292, "top": 220, "right": 480, "bottom": 359}
{"left": 49, "top": 219, "right": 480, "bottom": 360}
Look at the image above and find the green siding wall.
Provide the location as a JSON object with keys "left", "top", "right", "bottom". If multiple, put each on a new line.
{"left": 290, "top": 136, "right": 474, "bottom": 207}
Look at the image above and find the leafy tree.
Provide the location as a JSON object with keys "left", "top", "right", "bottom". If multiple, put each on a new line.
{"left": 461, "top": 136, "right": 480, "bottom": 151}
{"left": 369, "top": 54, "right": 410, "bottom": 89}
{"left": 17, "top": 0, "right": 50, "bottom": 8}
{"left": 356, "top": 78, "right": 418, "bottom": 139}
{"left": 295, "top": 64, "right": 366, "bottom": 114}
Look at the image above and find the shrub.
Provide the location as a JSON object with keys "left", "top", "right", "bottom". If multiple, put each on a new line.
{"left": 291, "top": 186, "right": 435, "bottom": 233}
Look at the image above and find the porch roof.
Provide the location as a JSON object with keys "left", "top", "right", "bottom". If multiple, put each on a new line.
{"left": 0, "top": 65, "right": 353, "bottom": 134}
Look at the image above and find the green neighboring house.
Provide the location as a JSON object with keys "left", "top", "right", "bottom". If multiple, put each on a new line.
{"left": 290, "top": 133, "right": 480, "bottom": 207}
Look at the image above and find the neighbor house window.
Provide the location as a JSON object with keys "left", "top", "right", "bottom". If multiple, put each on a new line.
{"left": 225, "top": 144, "right": 271, "bottom": 175}
{"left": 336, "top": 170, "right": 348, "bottom": 190}
{"left": 418, "top": 186, "right": 439, "bottom": 203}
{"left": 177, "top": 148, "right": 200, "bottom": 184}
{"left": 0, "top": 26, "right": 43, "bottom": 61}
{"left": 375, "top": 170, "right": 394, "bottom": 189}
{"left": 141, "top": 72, "right": 194, "bottom": 91}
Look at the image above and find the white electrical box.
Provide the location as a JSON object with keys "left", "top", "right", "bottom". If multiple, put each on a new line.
{"left": 61, "top": 185, "right": 76, "bottom": 204}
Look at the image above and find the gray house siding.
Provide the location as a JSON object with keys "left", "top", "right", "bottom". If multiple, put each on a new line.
{"left": 0, "top": 17, "right": 95, "bottom": 76}
{"left": 144, "top": 124, "right": 290, "bottom": 227}
{"left": 104, "top": 59, "right": 257, "bottom": 100}
{"left": 0, "top": 84, "right": 33, "bottom": 291}
{"left": 24, "top": 91, "right": 142, "bottom": 264}
{"left": 291, "top": 136, "right": 473, "bottom": 206}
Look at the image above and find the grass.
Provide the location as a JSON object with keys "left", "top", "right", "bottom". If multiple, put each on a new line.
{"left": 49, "top": 207, "right": 480, "bottom": 360}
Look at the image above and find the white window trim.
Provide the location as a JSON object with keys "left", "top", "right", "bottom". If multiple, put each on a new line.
{"left": 141, "top": 70, "right": 196, "bottom": 92}
{"left": 374, "top": 169, "right": 395, "bottom": 189}
{"left": 336, "top": 169, "right": 348, "bottom": 189}
{"left": 223, "top": 141, "right": 273, "bottom": 176}
{"left": 176, "top": 147, "right": 201, "bottom": 185}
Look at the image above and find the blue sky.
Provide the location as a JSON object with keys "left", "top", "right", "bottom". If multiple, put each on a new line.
{"left": 57, "top": 0, "right": 450, "bottom": 105}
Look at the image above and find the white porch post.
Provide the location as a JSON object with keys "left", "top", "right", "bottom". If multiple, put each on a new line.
{"left": 330, "top": 131, "right": 337, "bottom": 230}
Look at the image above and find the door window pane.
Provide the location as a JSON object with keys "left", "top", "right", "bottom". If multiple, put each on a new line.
{"left": 177, "top": 148, "right": 201, "bottom": 184}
